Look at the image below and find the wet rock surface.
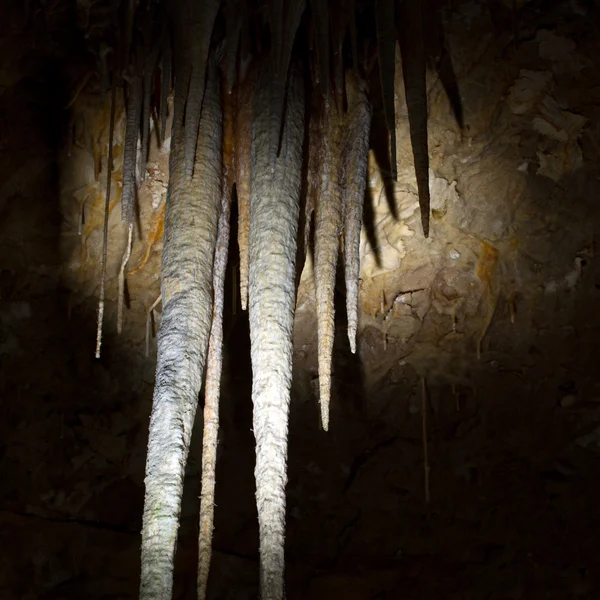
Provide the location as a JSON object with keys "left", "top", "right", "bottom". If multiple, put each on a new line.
{"left": 2, "top": 0, "right": 600, "bottom": 598}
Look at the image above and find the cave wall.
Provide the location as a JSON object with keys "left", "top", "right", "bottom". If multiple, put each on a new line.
{"left": 2, "top": 1, "right": 600, "bottom": 599}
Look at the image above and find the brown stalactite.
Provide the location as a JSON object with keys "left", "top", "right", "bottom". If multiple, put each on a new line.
{"left": 314, "top": 87, "right": 345, "bottom": 432}
{"left": 398, "top": 0, "right": 431, "bottom": 237}
{"left": 234, "top": 67, "right": 255, "bottom": 312}
{"left": 301, "top": 105, "right": 320, "bottom": 271}
{"left": 121, "top": 71, "right": 142, "bottom": 226}
{"left": 342, "top": 70, "right": 372, "bottom": 354}
{"left": 95, "top": 74, "right": 118, "bottom": 359}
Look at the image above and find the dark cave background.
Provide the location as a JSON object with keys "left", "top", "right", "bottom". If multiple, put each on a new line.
{"left": 2, "top": 1, "right": 600, "bottom": 598}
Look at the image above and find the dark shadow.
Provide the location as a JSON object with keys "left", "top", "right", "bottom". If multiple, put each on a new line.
{"left": 210, "top": 193, "right": 259, "bottom": 578}
{"left": 332, "top": 261, "right": 368, "bottom": 423}
{"left": 424, "top": 1, "right": 464, "bottom": 130}
{"left": 369, "top": 110, "right": 398, "bottom": 220}
{"left": 361, "top": 177, "right": 381, "bottom": 269}
{"left": 295, "top": 61, "right": 315, "bottom": 295}
{"left": 286, "top": 261, "right": 368, "bottom": 574}
{"left": 0, "top": 17, "right": 151, "bottom": 600}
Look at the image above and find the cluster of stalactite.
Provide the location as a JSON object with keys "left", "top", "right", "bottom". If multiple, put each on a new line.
{"left": 87, "top": 1, "right": 432, "bottom": 598}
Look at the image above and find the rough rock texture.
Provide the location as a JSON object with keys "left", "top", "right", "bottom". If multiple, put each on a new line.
{"left": 2, "top": 1, "right": 600, "bottom": 598}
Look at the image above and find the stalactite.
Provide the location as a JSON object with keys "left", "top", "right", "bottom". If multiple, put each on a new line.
{"left": 139, "top": 21, "right": 161, "bottom": 183}
{"left": 225, "top": 0, "right": 243, "bottom": 94}
{"left": 375, "top": 0, "right": 397, "bottom": 181}
{"left": 310, "top": 0, "right": 330, "bottom": 96}
{"left": 398, "top": 0, "right": 430, "bottom": 237}
{"left": 314, "top": 82, "right": 344, "bottom": 432}
{"left": 98, "top": 42, "right": 112, "bottom": 95}
{"left": 234, "top": 66, "right": 255, "bottom": 312}
{"left": 145, "top": 295, "right": 162, "bottom": 358}
{"left": 342, "top": 70, "right": 372, "bottom": 354}
{"left": 183, "top": 0, "right": 220, "bottom": 178}
{"left": 117, "top": 221, "right": 133, "bottom": 335}
{"left": 270, "top": 0, "right": 305, "bottom": 159}
{"left": 249, "top": 63, "right": 304, "bottom": 600}
{"left": 197, "top": 73, "right": 235, "bottom": 600}
{"left": 160, "top": 32, "right": 171, "bottom": 143}
{"left": 268, "top": 0, "right": 284, "bottom": 76}
{"left": 139, "top": 49, "right": 222, "bottom": 600}
{"left": 121, "top": 70, "right": 142, "bottom": 225}
{"left": 95, "top": 75, "right": 117, "bottom": 359}
{"left": 330, "top": 7, "right": 347, "bottom": 106}
{"left": 303, "top": 104, "right": 320, "bottom": 261}
{"left": 197, "top": 186, "right": 230, "bottom": 600}
{"left": 344, "top": 0, "right": 359, "bottom": 70}
{"left": 122, "top": 0, "right": 135, "bottom": 71}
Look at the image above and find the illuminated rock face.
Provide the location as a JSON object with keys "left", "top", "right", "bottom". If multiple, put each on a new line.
{"left": 3, "top": 0, "right": 600, "bottom": 599}
{"left": 61, "top": 0, "right": 593, "bottom": 391}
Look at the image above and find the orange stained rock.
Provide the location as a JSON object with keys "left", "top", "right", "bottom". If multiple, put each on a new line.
{"left": 475, "top": 240, "right": 500, "bottom": 358}
{"left": 476, "top": 241, "right": 499, "bottom": 286}
{"left": 81, "top": 186, "right": 120, "bottom": 242}
{"left": 129, "top": 201, "right": 166, "bottom": 275}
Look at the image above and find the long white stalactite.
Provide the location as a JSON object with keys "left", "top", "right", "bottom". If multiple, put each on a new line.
{"left": 248, "top": 63, "right": 305, "bottom": 600}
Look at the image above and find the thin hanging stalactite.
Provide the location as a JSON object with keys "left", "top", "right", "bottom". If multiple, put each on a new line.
{"left": 139, "top": 17, "right": 162, "bottom": 182}
{"left": 234, "top": 68, "right": 255, "bottom": 311}
{"left": 269, "top": 0, "right": 284, "bottom": 77}
{"left": 375, "top": 0, "right": 397, "bottom": 181}
{"left": 398, "top": 0, "right": 430, "bottom": 237}
{"left": 225, "top": 0, "right": 243, "bottom": 94}
{"left": 160, "top": 31, "right": 172, "bottom": 144}
{"left": 121, "top": 69, "right": 142, "bottom": 225}
{"left": 302, "top": 102, "right": 320, "bottom": 261}
{"left": 118, "top": 51, "right": 142, "bottom": 338}
{"left": 145, "top": 294, "right": 162, "bottom": 358}
{"left": 344, "top": 0, "right": 359, "bottom": 71}
{"left": 197, "top": 76, "right": 234, "bottom": 600}
{"left": 95, "top": 74, "right": 118, "bottom": 359}
{"left": 122, "top": 0, "right": 135, "bottom": 74}
{"left": 117, "top": 221, "right": 133, "bottom": 334}
{"left": 182, "top": 0, "right": 220, "bottom": 178}
{"left": 197, "top": 186, "right": 230, "bottom": 599}
{"left": 342, "top": 69, "right": 372, "bottom": 354}
{"left": 313, "top": 81, "right": 345, "bottom": 432}
{"left": 310, "top": 0, "right": 330, "bottom": 96}
{"left": 270, "top": 0, "right": 306, "bottom": 159}
{"left": 98, "top": 42, "right": 112, "bottom": 95}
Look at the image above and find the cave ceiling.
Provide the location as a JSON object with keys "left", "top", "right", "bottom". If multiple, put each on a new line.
{"left": 53, "top": 0, "right": 599, "bottom": 389}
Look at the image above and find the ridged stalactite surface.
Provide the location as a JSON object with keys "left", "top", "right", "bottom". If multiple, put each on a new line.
{"left": 248, "top": 65, "right": 305, "bottom": 600}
